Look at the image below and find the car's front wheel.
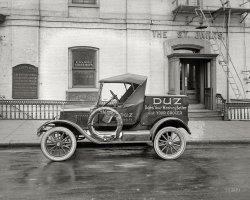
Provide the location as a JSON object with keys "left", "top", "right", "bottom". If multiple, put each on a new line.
{"left": 41, "top": 127, "right": 77, "bottom": 161}
{"left": 154, "top": 127, "right": 186, "bottom": 160}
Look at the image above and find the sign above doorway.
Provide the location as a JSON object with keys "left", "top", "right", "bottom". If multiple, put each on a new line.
{"left": 152, "top": 30, "right": 224, "bottom": 40}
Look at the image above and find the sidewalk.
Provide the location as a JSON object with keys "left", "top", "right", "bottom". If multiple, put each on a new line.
{"left": 186, "top": 120, "right": 250, "bottom": 143}
{"left": 0, "top": 120, "right": 250, "bottom": 147}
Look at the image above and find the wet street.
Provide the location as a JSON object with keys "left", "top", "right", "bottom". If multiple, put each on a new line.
{"left": 0, "top": 144, "right": 250, "bottom": 200}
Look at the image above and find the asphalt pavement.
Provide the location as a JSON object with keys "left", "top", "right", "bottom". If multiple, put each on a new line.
{"left": 0, "top": 120, "right": 250, "bottom": 146}
{"left": 1, "top": 144, "right": 250, "bottom": 200}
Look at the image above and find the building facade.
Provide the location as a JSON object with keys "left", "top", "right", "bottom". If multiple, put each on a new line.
{"left": 0, "top": 0, "right": 250, "bottom": 110}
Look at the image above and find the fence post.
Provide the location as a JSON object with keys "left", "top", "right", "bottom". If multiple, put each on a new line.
{"left": 224, "top": 103, "right": 228, "bottom": 120}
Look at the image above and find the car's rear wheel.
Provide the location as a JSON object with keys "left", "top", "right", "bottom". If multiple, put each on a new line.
{"left": 154, "top": 127, "right": 186, "bottom": 160}
{"left": 41, "top": 127, "right": 77, "bottom": 161}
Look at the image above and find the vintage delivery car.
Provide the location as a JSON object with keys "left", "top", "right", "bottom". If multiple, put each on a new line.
{"left": 37, "top": 73, "right": 191, "bottom": 161}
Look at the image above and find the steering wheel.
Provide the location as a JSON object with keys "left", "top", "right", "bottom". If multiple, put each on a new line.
{"left": 110, "top": 90, "right": 119, "bottom": 102}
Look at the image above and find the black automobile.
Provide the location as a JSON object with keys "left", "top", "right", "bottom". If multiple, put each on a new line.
{"left": 37, "top": 73, "right": 191, "bottom": 161}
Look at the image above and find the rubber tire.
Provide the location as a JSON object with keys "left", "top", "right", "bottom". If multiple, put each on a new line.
{"left": 154, "top": 127, "right": 186, "bottom": 160}
{"left": 88, "top": 107, "right": 123, "bottom": 141}
{"left": 41, "top": 127, "right": 77, "bottom": 162}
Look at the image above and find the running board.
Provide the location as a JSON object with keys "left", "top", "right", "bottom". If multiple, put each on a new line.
{"left": 121, "top": 130, "right": 151, "bottom": 142}
{"left": 89, "top": 130, "right": 152, "bottom": 144}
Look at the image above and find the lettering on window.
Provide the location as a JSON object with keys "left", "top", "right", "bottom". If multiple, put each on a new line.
{"left": 71, "top": 48, "right": 97, "bottom": 88}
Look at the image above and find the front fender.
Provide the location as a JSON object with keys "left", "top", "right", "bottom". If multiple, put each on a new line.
{"left": 150, "top": 117, "right": 191, "bottom": 139}
{"left": 37, "top": 120, "right": 57, "bottom": 136}
{"left": 37, "top": 120, "right": 102, "bottom": 144}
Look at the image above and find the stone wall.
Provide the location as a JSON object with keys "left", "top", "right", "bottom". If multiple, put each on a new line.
{"left": 0, "top": 0, "right": 249, "bottom": 100}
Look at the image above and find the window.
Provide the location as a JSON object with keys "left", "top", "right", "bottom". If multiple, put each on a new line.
{"left": 173, "top": 49, "right": 200, "bottom": 54}
{"left": 172, "top": 45, "right": 202, "bottom": 54}
{"left": 177, "top": 0, "right": 201, "bottom": 6}
{"left": 70, "top": 0, "right": 98, "bottom": 7}
{"left": 72, "top": 0, "right": 96, "bottom": 4}
{"left": 70, "top": 47, "right": 98, "bottom": 88}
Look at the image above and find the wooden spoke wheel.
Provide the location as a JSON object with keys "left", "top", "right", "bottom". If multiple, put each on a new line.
{"left": 41, "top": 127, "right": 77, "bottom": 161}
{"left": 154, "top": 127, "right": 186, "bottom": 160}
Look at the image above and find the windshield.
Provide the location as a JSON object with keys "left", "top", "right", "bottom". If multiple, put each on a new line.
{"left": 98, "top": 83, "right": 137, "bottom": 106}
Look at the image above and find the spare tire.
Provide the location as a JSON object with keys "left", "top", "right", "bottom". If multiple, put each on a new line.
{"left": 87, "top": 107, "right": 123, "bottom": 142}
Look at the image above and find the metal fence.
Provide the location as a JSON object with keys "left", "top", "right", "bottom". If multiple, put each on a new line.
{"left": 0, "top": 100, "right": 95, "bottom": 120}
{"left": 1, "top": 97, "right": 250, "bottom": 121}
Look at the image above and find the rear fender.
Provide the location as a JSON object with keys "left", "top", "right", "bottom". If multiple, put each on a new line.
{"left": 37, "top": 120, "right": 102, "bottom": 144}
{"left": 150, "top": 117, "right": 191, "bottom": 139}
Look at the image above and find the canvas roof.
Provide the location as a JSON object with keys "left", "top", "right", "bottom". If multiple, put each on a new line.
{"left": 99, "top": 73, "right": 147, "bottom": 85}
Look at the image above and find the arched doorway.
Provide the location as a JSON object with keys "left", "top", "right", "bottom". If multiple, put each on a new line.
{"left": 165, "top": 38, "right": 218, "bottom": 110}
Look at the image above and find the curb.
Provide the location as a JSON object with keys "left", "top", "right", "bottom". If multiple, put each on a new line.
{"left": 0, "top": 143, "right": 40, "bottom": 148}
{"left": 186, "top": 139, "right": 250, "bottom": 144}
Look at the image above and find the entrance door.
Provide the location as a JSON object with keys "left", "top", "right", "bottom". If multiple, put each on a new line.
{"left": 180, "top": 59, "right": 202, "bottom": 104}
{"left": 168, "top": 54, "right": 217, "bottom": 110}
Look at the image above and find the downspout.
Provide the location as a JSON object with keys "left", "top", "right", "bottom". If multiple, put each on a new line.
{"left": 243, "top": 18, "right": 248, "bottom": 98}
{"left": 125, "top": 0, "right": 128, "bottom": 73}
{"left": 38, "top": 0, "right": 41, "bottom": 99}
{"left": 226, "top": 8, "right": 231, "bottom": 102}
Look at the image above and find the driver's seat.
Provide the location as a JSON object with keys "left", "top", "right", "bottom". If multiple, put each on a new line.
{"left": 115, "top": 82, "right": 146, "bottom": 126}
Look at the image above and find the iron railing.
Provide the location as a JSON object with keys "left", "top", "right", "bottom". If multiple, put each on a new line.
{"left": 0, "top": 100, "right": 95, "bottom": 120}
{"left": 226, "top": 102, "right": 250, "bottom": 120}
{"left": 216, "top": 93, "right": 226, "bottom": 119}
{"left": 1, "top": 97, "right": 250, "bottom": 121}
{"left": 216, "top": 94, "right": 250, "bottom": 120}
